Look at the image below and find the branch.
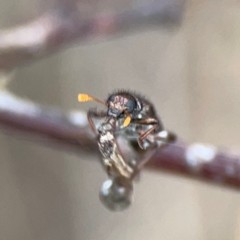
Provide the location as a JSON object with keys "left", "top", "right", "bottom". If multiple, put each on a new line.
{"left": 147, "top": 142, "right": 240, "bottom": 190}
{"left": 1, "top": 91, "right": 240, "bottom": 190}
{"left": 0, "top": 0, "right": 185, "bottom": 70}
{"left": 0, "top": 91, "right": 97, "bottom": 152}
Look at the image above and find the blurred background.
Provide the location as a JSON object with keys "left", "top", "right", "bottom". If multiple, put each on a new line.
{"left": 1, "top": 0, "right": 240, "bottom": 239}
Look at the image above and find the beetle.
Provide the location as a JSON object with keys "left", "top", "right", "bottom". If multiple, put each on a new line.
{"left": 78, "top": 90, "right": 173, "bottom": 149}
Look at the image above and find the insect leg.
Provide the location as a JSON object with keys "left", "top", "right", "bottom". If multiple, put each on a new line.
{"left": 87, "top": 109, "right": 106, "bottom": 133}
{"left": 131, "top": 118, "right": 159, "bottom": 149}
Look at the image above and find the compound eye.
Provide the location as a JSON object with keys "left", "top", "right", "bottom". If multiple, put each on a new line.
{"left": 125, "top": 99, "right": 135, "bottom": 113}
{"left": 108, "top": 94, "right": 115, "bottom": 103}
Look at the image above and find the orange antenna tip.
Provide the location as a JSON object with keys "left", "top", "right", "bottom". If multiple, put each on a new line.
{"left": 123, "top": 115, "right": 131, "bottom": 127}
{"left": 78, "top": 94, "right": 94, "bottom": 102}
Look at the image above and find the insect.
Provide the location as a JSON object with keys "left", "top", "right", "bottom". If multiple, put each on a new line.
{"left": 78, "top": 90, "right": 172, "bottom": 149}
{"left": 78, "top": 90, "right": 176, "bottom": 211}
{"left": 97, "top": 116, "right": 133, "bottom": 179}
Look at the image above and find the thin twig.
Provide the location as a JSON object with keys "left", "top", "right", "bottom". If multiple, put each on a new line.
{"left": 0, "top": 0, "right": 185, "bottom": 71}
{"left": 1, "top": 91, "right": 240, "bottom": 190}
{"left": 148, "top": 142, "right": 240, "bottom": 190}
{"left": 0, "top": 91, "right": 97, "bottom": 151}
